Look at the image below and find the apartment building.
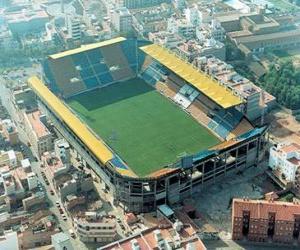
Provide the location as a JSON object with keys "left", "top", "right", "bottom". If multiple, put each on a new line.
{"left": 119, "top": 0, "right": 170, "bottom": 9}
{"left": 19, "top": 214, "right": 57, "bottom": 249}
{"left": 176, "top": 39, "right": 225, "bottom": 62}
{"left": 6, "top": 8, "right": 49, "bottom": 35}
{"left": 232, "top": 198, "right": 300, "bottom": 244}
{"left": 0, "top": 150, "right": 22, "bottom": 168}
{"left": 101, "top": 222, "right": 206, "bottom": 250}
{"left": 23, "top": 109, "right": 53, "bottom": 157}
{"left": 0, "top": 230, "right": 18, "bottom": 250}
{"left": 74, "top": 212, "right": 117, "bottom": 243}
{"left": 112, "top": 7, "right": 133, "bottom": 33}
{"left": 66, "top": 15, "right": 81, "bottom": 42}
{"left": 216, "top": 12, "right": 300, "bottom": 57}
{"left": 0, "top": 158, "right": 39, "bottom": 211}
{"left": 133, "top": 6, "right": 171, "bottom": 34}
{"left": 269, "top": 143, "right": 300, "bottom": 191}
{"left": 51, "top": 233, "right": 73, "bottom": 250}
{"left": 167, "top": 17, "right": 195, "bottom": 39}
{"left": 148, "top": 31, "right": 182, "bottom": 49}
{"left": 195, "top": 56, "right": 276, "bottom": 121}
{"left": 0, "top": 119, "right": 19, "bottom": 146}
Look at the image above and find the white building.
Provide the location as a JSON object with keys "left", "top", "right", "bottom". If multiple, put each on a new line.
{"left": 51, "top": 232, "right": 73, "bottom": 250}
{"left": 167, "top": 17, "right": 195, "bottom": 39}
{"left": 185, "top": 5, "right": 202, "bottom": 26}
{"left": 74, "top": 212, "right": 117, "bottom": 243}
{"left": 269, "top": 143, "right": 300, "bottom": 187}
{"left": 148, "top": 31, "right": 183, "bottom": 49}
{"left": 66, "top": 15, "right": 81, "bottom": 41}
{"left": 23, "top": 110, "right": 53, "bottom": 157}
{"left": 210, "top": 19, "right": 225, "bottom": 42}
{"left": 0, "top": 230, "right": 19, "bottom": 250}
{"left": 0, "top": 150, "right": 18, "bottom": 167}
{"left": 21, "top": 159, "right": 38, "bottom": 190}
{"left": 173, "top": 0, "right": 185, "bottom": 10}
{"left": 112, "top": 7, "right": 133, "bottom": 33}
{"left": 55, "top": 139, "right": 71, "bottom": 167}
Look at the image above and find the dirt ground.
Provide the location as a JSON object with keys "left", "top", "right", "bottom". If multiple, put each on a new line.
{"left": 268, "top": 108, "right": 300, "bottom": 145}
{"left": 191, "top": 163, "right": 279, "bottom": 235}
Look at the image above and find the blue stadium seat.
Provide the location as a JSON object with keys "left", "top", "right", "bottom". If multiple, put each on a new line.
{"left": 120, "top": 40, "right": 137, "bottom": 66}
{"left": 208, "top": 121, "right": 217, "bottom": 130}
{"left": 71, "top": 53, "right": 90, "bottom": 69}
{"left": 93, "top": 63, "right": 109, "bottom": 75}
{"left": 86, "top": 49, "right": 104, "bottom": 65}
{"left": 141, "top": 67, "right": 160, "bottom": 85}
{"left": 215, "top": 125, "right": 230, "bottom": 139}
{"left": 84, "top": 76, "right": 99, "bottom": 89}
{"left": 98, "top": 72, "right": 114, "bottom": 85}
{"left": 79, "top": 67, "right": 95, "bottom": 79}
{"left": 110, "top": 155, "right": 128, "bottom": 170}
{"left": 43, "top": 61, "right": 59, "bottom": 93}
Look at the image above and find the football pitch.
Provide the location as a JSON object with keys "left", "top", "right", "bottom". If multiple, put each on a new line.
{"left": 67, "top": 78, "right": 220, "bottom": 176}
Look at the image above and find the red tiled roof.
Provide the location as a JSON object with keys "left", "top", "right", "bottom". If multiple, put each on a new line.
{"left": 281, "top": 143, "right": 300, "bottom": 154}
{"left": 232, "top": 198, "right": 300, "bottom": 221}
{"left": 101, "top": 225, "right": 206, "bottom": 250}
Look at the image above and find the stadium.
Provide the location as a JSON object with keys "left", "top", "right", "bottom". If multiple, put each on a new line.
{"left": 29, "top": 37, "right": 268, "bottom": 212}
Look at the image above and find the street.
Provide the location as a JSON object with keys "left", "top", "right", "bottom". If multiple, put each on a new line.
{"left": 0, "top": 77, "right": 88, "bottom": 249}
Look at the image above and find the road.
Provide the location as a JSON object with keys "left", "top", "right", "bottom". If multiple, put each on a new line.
{"left": 0, "top": 77, "right": 89, "bottom": 249}
{"left": 0, "top": 72, "right": 135, "bottom": 249}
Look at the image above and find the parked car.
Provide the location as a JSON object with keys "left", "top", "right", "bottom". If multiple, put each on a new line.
{"left": 69, "top": 229, "right": 76, "bottom": 238}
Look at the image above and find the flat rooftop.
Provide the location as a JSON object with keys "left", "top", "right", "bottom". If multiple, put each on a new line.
{"left": 26, "top": 110, "right": 50, "bottom": 138}
{"left": 67, "top": 78, "right": 220, "bottom": 177}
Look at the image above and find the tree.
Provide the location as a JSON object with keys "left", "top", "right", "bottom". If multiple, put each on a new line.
{"left": 261, "top": 61, "right": 300, "bottom": 110}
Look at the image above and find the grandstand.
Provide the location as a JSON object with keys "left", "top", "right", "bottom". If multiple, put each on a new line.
{"left": 30, "top": 37, "right": 268, "bottom": 213}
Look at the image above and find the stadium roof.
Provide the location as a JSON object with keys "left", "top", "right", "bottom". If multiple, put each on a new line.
{"left": 49, "top": 37, "right": 126, "bottom": 60}
{"left": 28, "top": 76, "right": 113, "bottom": 164}
{"left": 140, "top": 44, "right": 243, "bottom": 109}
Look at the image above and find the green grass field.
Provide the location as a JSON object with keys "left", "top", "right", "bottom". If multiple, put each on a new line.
{"left": 67, "top": 78, "right": 220, "bottom": 176}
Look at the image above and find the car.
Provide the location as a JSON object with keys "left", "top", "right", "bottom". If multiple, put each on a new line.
{"left": 62, "top": 215, "right": 67, "bottom": 221}
{"left": 69, "top": 229, "right": 76, "bottom": 238}
{"left": 59, "top": 209, "right": 64, "bottom": 214}
{"left": 50, "top": 190, "right": 54, "bottom": 195}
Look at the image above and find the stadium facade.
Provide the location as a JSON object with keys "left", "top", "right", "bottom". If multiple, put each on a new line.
{"left": 29, "top": 37, "right": 268, "bottom": 213}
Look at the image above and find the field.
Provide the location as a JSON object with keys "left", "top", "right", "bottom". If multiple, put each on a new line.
{"left": 67, "top": 78, "right": 220, "bottom": 176}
